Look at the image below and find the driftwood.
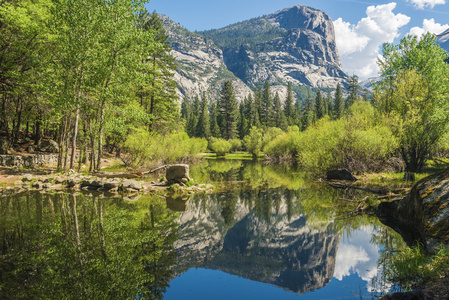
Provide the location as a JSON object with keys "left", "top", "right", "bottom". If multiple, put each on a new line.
{"left": 141, "top": 165, "right": 170, "bottom": 175}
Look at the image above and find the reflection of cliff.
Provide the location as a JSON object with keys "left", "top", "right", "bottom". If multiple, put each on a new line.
{"left": 172, "top": 190, "right": 340, "bottom": 294}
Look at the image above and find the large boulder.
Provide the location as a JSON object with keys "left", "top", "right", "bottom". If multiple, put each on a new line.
{"left": 378, "top": 168, "right": 449, "bottom": 252}
{"left": 38, "top": 139, "right": 59, "bottom": 153}
{"left": 0, "top": 137, "right": 8, "bottom": 155}
{"left": 166, "top": 164, "right": 190, "bottom": 183}
{"left": 326, "top": 169, "right": 357, "bottom": 181}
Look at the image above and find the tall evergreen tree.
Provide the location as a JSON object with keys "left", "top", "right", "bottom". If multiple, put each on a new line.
{"left": 219, "top": 80, "right": 239, "bottom": 140}
{"left": 315, "top": 90, "right": 325, "bottom": 120}
{"left": 345, "top": 74, "right": 361, "bottom": 109}
{"left": 209, "top": 100, "right": 221, "bottom": 138}
{"left": 273, "top": 92, "right": 288, "bottom": 131}
{"left": 302, "top": 92, "right": 315, "bottom": 130}
{"left": 325, "top": 91, "right": 332, "bottom": 116}
{"left": 238, "top": 102, "right": 249, "bottom": 138}
{"left": 138, "top": 12, "right": 178, "bottom": 130}
{"left": 284, "top": 83, "right": 295, "bottom": 126}
{"left": 261, "top": 81, "right": 273, "bottom": 127}
{"left": 195, "top": 92, "right": 210, "bottom": 138}
{"left": 333, "top": 83, "right": 344, "bottom": 119}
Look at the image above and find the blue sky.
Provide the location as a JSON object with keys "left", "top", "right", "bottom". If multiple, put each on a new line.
{"left": 146, "top": 0, "right": 449, "bottom": 79}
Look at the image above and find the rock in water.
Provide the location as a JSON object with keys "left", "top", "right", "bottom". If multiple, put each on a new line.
{"left": 326, "top": 169, "right": 357, "bottom": 181}
{"left": 166, "top": 164, "right": 190, "bottom": 183}
{"left": 378, "top": 168, "right": 449, "bottom": 252}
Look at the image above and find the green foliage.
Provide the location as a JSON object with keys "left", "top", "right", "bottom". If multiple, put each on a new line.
{"left": 219, "top": 80, "right": 239, "bottom": 140}
{"left": 375, "top": 33, "right": 449, "bottom": 172}
{"left": 265, "top": 101, "right": 399, "bottom": 175}
{"left": 209, "top": 138, "right": 232, "bottom": 157}
{"left": 382, "top": 244, "right": 449, "bottom": 291}
{"left": 123, "top": 128, "right": 207, "bottom": 167}
{"left": 228, "top": 139, "right": 243, "bottom": 152}
{"left": 243, "top": 127, "right": 264, "bottom": 157}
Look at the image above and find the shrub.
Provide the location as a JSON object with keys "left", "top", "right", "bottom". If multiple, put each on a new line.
{"left": 243, "top": 127, "right": 264, "bottom": 157}
{"left": 209, "top": 138, "right": 232, "bottom": 157}
{"left": 228, "top": 139, "right": 242, "bottom": 152}
{"left": 264, "top": 101, "right": 400, "bottom": 175}
{"left": 122, "top": 128, "right": 207, "bottom": 167}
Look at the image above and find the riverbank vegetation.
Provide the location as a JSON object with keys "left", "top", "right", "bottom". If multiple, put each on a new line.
{"left": 183, "top": 33, "right": 449, "bottom": 177}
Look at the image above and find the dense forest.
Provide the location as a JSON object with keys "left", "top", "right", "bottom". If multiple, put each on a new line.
{"left": 2, "top": 0, "right": 449, "bottom": 176}
{"left": 0, "top": 0, "right": 179, "bottom": 171}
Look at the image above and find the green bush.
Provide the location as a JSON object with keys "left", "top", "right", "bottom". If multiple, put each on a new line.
{"left": 228, "top": 139, "right": 242, "bottom": 152}
{"left": 243, "top": 127, "right": 264, "bottom": 157}
{"left": 122, "top": 128, "right": 207, "bottom": 167}
{"left": 209, "top": 138, "right": 232, "bottom": 157}
{"left": 265, "top": 101, "right": 400, "bottom": 175}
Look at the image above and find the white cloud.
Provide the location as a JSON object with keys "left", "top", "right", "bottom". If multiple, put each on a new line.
{"left": 334, "top": 3, "right": 410, "bottom": 79}
{"left": 408, "top": 18, "right": 449, "bottom": 37}
{"left": 407, "top": 0, "right": 446, "bottom": 9}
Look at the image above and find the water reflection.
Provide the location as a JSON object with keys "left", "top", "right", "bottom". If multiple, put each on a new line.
{"left": 0, "top": 192, "right": 178, "bottom": 299}
{"left": 168, "top": 174, "right": 404, "bottom": 298}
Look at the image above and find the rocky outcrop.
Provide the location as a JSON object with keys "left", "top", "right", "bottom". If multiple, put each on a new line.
{"left": 161, "top": 4, "right": 348, "bottom": 103}
{"left": 202, "top": 5, "right": 348, "bottom": 90}
{"left": 160, "top": 15, "right": 252, "bottom": 102}
{"left": 0, "top": 154, "right": 59, "bottom": 168}
{"left": 37, "top": 139, "right": 59, "bottom": 153}
{"left": 378, "top": 168, "right": 449, "bottom": 252}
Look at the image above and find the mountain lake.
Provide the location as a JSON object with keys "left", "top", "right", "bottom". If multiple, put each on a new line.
{"left": 0, "top": 160, "right": 405, "bottom": 299}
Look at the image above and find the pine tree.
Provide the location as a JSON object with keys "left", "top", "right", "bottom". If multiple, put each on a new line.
{"left": 284, "top": 83, "right": 295, "bottom": 126}
{"left": 273, "top": 92, "right": 288, "bottom": 130}
{"left": 209, "top": 100, "right": 221, "bottom": 138}
{"left": 333, "top": 83, "right": 344, "bottom": 119}
{"left": 219, "top": 80, "right": 239, "bottom": 140}
{"left": 195, "top": 91, "right": 210, "bottom": 138}
{"left": 346, "top": 74, "right": 361, "bottom": 109}
{"left": 302, "top": 91, "right": 315, "bottom": 129}
{"left": 238, "top": 102, "right": 249, "bottom": 138}
{"left": 315, "top": 90, "right": 325, "bottom": 120}
{"left": 325, "top": 91, "right": 332, "bottom": 117}
{"left": 261, "top": 81, "right": 273, "bottom": 127}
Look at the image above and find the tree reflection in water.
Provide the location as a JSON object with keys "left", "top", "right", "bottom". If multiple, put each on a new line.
{"left": 0, "top": 192, "right": 178, "bottom": 299}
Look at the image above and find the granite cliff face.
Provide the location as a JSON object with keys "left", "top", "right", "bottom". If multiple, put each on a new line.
{"left": 160, "top": 16, "right": 252, "bottom": 102}
{"left": 437, "top": 29, "right": 449, "bottom": 53}
{"left": 161, "top": 5, "right": 348, "bottom": 102}
{"left": 204, "top": 5, "right": 347, "bottom": 90}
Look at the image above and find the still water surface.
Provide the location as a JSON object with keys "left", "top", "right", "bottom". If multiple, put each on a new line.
{"left": 0, "top": 160, "right": 404, "bottom": 299}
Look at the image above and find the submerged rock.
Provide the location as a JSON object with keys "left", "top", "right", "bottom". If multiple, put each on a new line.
{"left": 378, "top": 168, "right": 449, "bottom": 252}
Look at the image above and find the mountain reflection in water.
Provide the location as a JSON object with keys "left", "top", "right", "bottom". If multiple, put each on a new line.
{"left": 0, "top": 161, "right": 405, "bottom": 299}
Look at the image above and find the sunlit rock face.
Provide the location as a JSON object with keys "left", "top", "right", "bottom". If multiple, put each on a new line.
{"left": 160, "top": 16, "right": 252, "bottom": 103}
{"left": 171, "top": 192, "right": 340, "bottom": 294}
{"left": 210, "top": 5, "right": 348, "bottom": 89}
{"left": 160, "top": 4, "right": 348, "bottom": 103}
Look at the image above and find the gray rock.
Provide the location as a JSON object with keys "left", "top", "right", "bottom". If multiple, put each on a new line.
{"left": 38, "top": 139, "right": 59, "bottom": 153}
{"left": 21, "top": 174, "right": 34, "bottom": 182}
{"left": 120, "top": 179, "right": 142, "bottom": 191}
{"left": 103, "top": 180, "right": 120, "bottom": 190}
{"left": 378, "top": 168, "right": 449, "bottom": 252}
{"left": 326, "top": 169, "right": 357, "bottom": 181}
{"left": 66, "top": 179, "right": 76, "bottom": 188}
{"left": 54, "top": 177, "right": 65, "bottom": 184}
{"left": 31, "top": 182, "right": 42, "bottom": 189}
{"left": 90, "top": 180, "right": 103, "bottom": 188}
{"left": 166, "top": 164, "right": 190, "bottom": 182}
{"left": 26, "top": 145, "right": 35, "bottom": 153}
